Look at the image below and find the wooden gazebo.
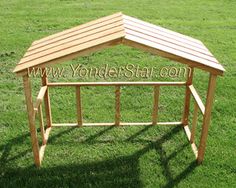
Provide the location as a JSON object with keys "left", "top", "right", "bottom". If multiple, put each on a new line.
{"left": 13, "top": 12, "right": 225, "bottom": 167}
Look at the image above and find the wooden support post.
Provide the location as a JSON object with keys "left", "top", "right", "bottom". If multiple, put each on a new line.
{"left": 152, "top": 86, "right": 160, "bottom": 125}
{"left": 115, "top": 86, "right": 121, "bottom": 126}
{"left": 38, "top": 104, "right": 46, "bottom": 145}
{"left": 197, "top": 74, "right": 217, "bottom": 164}
{"left": 182, "top": 67, "right": 194, "bottom": 126}
{"left": 23, "top": 75, "right": 41, "bottom": 167}
{"left": 41, "top": 68, "right": 52, "bottom": 128}
{"left": 190, "top": 102, "right": 198, "bottom": 143}
{"left": 76, "top": 86, "right": 83, "bottom": 126}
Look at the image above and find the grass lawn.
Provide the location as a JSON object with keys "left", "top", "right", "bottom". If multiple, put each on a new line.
{"left": 0, "top": 0, "right": 236, "bottom": 187}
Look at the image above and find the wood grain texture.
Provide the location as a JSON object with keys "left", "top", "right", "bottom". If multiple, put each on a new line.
{"left": 39, "top": 127, "right": 51, "bottom": 164}
{"left": 182, "top": 67, "right": 194, "bottom": 125}
{"left": 115, "top": 86, "right": 121, "bottom": 126}
{"left": 34, "top": 86, "right": 47, "bottom": 110}
{"left": 25, "top": 19, "right": 123, "bottom": 57}
{"left": 124, "top": 26, "right": 217, "bottom": 63}
{"left": 21, "top": 25, "right": 124, "bottom": 64}
{"left": 189, "top": 84, "right": 205, "bottom": 114}
{"left": 123, "top": 18, "right": 210, "bottom": 54}
{"left": 14, "top": 32, "right": 124, "bottom": 73}
{"left": 152, "top": 86, "right": 160, "bottom": 125}
{"left": 190, "top": 102, "right": 199, "bottom": 143}
{"left": 76, "top": 86, "right": 83, "bottom": 126}
{"left": 23, "top": 75, "right": 40, "bottom": 167}
{"left": 38, "top": 104, "right": 46, "bottom": 145}
{"left": 13, "top": 13, "right": 225, "bottom": 76}
{"left": 47, "top": 81, "right": 186, "bottom": 87}
{"left": 123, "top": 15, "right": 203, "bottom": 46}
{"left": 52, "top": 122, "right": 182, "bottom": 127}
{"left": 197, "top": 74, "right": 217, "bottom": 164}
{"left": 32, "top": 12, "right": 122, "bottom": 46}
{"left": 41, "top": 69, "right": 52, "bottom": 128}
{"left": 15, "top": 13, "right": 222, "bottom": 166}
{"left": 183, "top": 125, "right": 198, "bottom": 158}
{"left": 123, "top": 36, "right": 224, "bottom": 75}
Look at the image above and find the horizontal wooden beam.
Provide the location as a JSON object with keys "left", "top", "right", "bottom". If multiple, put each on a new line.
{"left": 51, "top": 121, "right": 182, "bottom": 127}
{"left": 188, "top": 85, "right": 205, "bottom": 114}
{"left": 47, "top": 81, "right": 186, "bottom": 87}
{"left": 34, "top": 86, "right": 47, "bottom": 111}
{"left": 183, "top": 125, "right": 198, "bottom": 158}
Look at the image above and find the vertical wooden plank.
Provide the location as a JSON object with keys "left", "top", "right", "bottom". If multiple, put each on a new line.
{"left": 197, "top": 74, "right": 217, "bottom": 164}
{"left": 190, "top": 102, "right": 198, "bottom": 143}
{"left": 76, "top": 86, "right": 83, "bottom": 126}
{"left": 115, "top": 86, "right": 121, "bottom": 126}
{"left": 38, "top": 104, "right": 46, "bottom": 145}
{"left": 23, "top": 75, "right": 41, "bottom": 167}
{"left": 41, "top": 67, "right": 52, "bottom": 128}
{"left": 152, "top": 86, "right": 160, "bottom": 125}
{"left": 182, "top": 67, "right": 194, "bottom": 126}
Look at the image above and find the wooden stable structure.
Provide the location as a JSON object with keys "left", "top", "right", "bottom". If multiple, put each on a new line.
{"left": 13, "top": 13, "right": 225, "bottom": 167}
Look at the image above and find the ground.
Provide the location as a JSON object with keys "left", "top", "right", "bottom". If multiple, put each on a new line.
{"left": 0, "top": 0, "right": 236, "bottom": 187}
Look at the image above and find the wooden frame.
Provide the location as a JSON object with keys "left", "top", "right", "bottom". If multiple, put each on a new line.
{"left": 21, "top": 77, "right": 218, "bottom": 166}
{"left": 14, "top": 13, "right": 224, "bottom": 167}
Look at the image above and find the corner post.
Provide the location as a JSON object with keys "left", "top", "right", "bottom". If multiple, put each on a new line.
{"left": 197, "top": 73, "right": 217, "bottom": 164}
{"left": 23, "top": 75, "right": 40, "bottom": 167}
{"left": 182, "top": 67, "right": 194, "bottom": 126}
{"left": 41, "top": 67, "right": 52, "bottom": 127}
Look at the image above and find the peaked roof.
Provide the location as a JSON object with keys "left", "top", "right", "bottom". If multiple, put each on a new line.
{"left": 13, "top": 12, "right": 225, "bottom": 75}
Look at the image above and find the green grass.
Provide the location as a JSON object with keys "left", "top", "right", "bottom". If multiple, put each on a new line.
{"left": 0, "top": 0, "right": 236, "bottom": 187}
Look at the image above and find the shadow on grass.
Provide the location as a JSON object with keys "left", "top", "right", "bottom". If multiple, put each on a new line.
{"left": 0, "top": 126, "right": 198, "bottom": 187}
{"left": 0, "top": 132, "right": 31, "bottom": 168}
{"left": 1, "top": 155, "right": 142, "bottom": 188}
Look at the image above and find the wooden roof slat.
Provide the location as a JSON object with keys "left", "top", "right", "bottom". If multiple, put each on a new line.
{"left": 123, "top": 15, "right": 204, "bottom": 48}
{"left": 124, "top": 34, "right": 224, "bottom": 74}
{"left": 16, "top": 39, "right": 122, "bottom": 76}
{"left": 32, "top": 12, "right": 122, "bottom": 46}
{"left": 124, "top": 16, "right": 214, "bottom": 57}
{"left": 13, "top": 13, "right": 225, "bottom": 75}
{"left": 125, "top": 29, "right": 218, "bottom": 63}
{"left": 23, "top": 21, "right": 124, "bottom": 59}
{"left": 20, "top": 26, "right": 124, "bottom": 65}
{"left": 123, "top": 19, "right": 212, "bottom": 56}
{"left": 28, "top": 15, "right": 123, "bottom": 52}
{"left": 14, "top": 30, "right": 125, "bottom": 73}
